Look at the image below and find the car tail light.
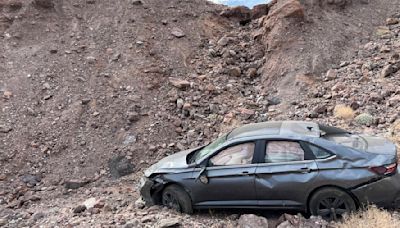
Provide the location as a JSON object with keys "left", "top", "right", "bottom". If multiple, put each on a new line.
{"left": 370, "top": 163, "right": 397, "bottom": 175}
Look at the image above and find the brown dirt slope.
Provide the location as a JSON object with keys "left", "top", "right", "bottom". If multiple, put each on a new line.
{"left": 1, "top": 0, "right": 400, "bottom": 227}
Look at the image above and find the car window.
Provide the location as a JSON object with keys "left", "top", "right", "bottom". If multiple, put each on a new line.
{"left": 210, "top": 142, "right": 255, "bottom": 166}
{"left": 193, "top": 133, "right": 228, "bottom": 163}
{"left": 265, "top": 141, "right": 304, "bottom": 163}
{"left": 307, "top": 144, "right": 332, "bottom": 159}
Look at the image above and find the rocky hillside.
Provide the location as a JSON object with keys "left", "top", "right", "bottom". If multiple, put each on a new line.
{"left": 0, "top": 0, "right": 400, "bottom": 227}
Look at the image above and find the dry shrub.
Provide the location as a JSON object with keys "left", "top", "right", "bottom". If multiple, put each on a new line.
{"left": 338, "top": 206, "right": 400, "bottom": 228}
{"left": 334, "top": 105, "right": 355, "bottom": 120}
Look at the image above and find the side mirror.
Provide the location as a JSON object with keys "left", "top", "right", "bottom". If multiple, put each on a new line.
{"left": 195, "top": 166, "right": 209, "bottom": 184}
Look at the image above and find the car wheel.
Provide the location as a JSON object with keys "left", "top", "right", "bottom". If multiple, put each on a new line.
{"left": 162, "top": 185, "right": 193, "bottom": 214}
{"left": 309, "top": 187, "right": 356, "bottom": 221}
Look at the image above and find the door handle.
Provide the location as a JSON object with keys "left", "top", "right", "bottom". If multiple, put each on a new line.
{"left": 299, "top": 167, "right": 311, "bottom": 173}
{"left": 240, "top": 171, "right": 250, "bottom": 176}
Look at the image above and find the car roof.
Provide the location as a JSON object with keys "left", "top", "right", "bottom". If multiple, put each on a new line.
{"left": 226, "top": 121, "right": 321, "bottom": 140}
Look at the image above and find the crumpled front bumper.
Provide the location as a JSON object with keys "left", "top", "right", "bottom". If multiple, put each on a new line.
{"left": 139, "top": 177, "right": 155, "bottom": 205}
{"left": 351, "top": 169, "right": 400, "bottom": 209}
{"left": 139, "top": 177, "right": 166, "bottom": 206}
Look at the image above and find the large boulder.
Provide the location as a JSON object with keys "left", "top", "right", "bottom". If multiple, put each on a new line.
{"left": 108, "top": 156, "right": 135, "bottom": 179}
{"left": 238, "top": 214, "right": 269, "bottom": 228}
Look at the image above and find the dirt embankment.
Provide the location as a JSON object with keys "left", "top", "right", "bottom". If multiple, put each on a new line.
{"left": 1, "top": 0, "right": 400, "bottom": 227}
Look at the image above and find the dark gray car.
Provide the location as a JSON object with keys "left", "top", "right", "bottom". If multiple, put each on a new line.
{"left": 140, "top": 121, "right": 400, "bottom": 220}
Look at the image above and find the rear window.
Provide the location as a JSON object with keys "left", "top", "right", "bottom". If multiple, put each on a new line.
{"left": 265, "top": 141, "right": 305, "bottom": 163}
{"left": 323, "top": 133, "right": 367, "bottom": 151}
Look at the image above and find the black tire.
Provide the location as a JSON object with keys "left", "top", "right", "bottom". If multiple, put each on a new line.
{"left": 309, "top": 187, "right": 356, "bottom": 221}
{"left": 162, "top": 185, "right": 193, "bottom": 214}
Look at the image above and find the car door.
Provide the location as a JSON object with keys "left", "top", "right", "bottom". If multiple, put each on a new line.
{"left": 190, "top": 140, "right": 262, "bottom": 207}
{"left": 254, "top": 139, "right": 318, "bottom": 209}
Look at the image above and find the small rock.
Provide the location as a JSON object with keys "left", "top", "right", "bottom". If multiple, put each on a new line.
{"left": 108, "top": 156, "right": 135, "bottom": 179}
{"left": 238, "top": 214, "right": 268, "bottom": 228}
{"left": 169, "top": 77, "right": 190, "bottom": 89}
{"left": 176, "top": 98, "right": 184, "bottom": 109}
{"left": 376, "top": 26, "right": 391, "bottom": 37}
{"left": 49, "top": 48, "right": 58, "bottom": 54}
{"left": 3, "top": 91, "right": 12, "bottom": 99}
{"left": 86, "top": 56, "right": 96, "bottom": 64}
{"left": 127, "top": 112, "right": 140, "bottom": 122}
{"left": 183, "top": 103, "right": 191, "bottom": 111}
{"left": 157, "top": 218, "right": 181, "bottom": 228}
{"left": 111, "top": 53, "right": 121, "bottom": 61}
{"left": 217, "top": 36, "right": 232, "bottom": 47}
{"left": 331, "top": 82, "right": 346, "bottom": 92}
{"left": 43, "top": 82, "right": 51, "bottom": 90}
{"left": 83, "top": 197, "right": 97, "bottom": 209}
{"left": 313, "top": 105, "right": 327, "bottom": 114}
{"left": 386, "top": 18, "right": 399, "bottom": 25}
{"left": 32, "top": 212, "right": 45, "bottom": 221}
{"left": 381, "top": 64, "right": 397, "bottom": 77}
{"left": 141, "top": 215, "right": 154, "bottom": 223}
{"left": 135, "top": 198, "right": 145, "bottom": 209}
{"left": 325, "top": 69, "right": 337, "bottom": 80}
{"left": 64, "top": 179, "right": 90, "bottom": 189}
{"left": 276, "top": 220, "right": 293, "bottom": 228}
{"left": 171, "top": 27, "right": 185, "bottom": 38}
{"left": 388, "top": 95, "right": 400, "bottom": 106}
{"left": 239, "top": 108, "right": 255, "bottom": 119}
{"left": 267, "top": 97, "right": 281, "bottom": 105}
{"left": 131, "top": 0, "right": 143, "bottom": 5}
{"left": 0, "top": 125, "right": 12, "bottom": 133}
{"left": 33, "top": 0, "right": 54, "bottom": 9}
{"left": 43, "top": 94, "right": 52, "bottom": 100}
{"left": 73, "top": 205, "right": 87, "bottom": 214}
{"left": 0, "top": 174, "right": 6, "bottom": 181}
{"left": 340, "top": 61, "right": 349, "bottom": 67}
{"left": 0, "top": 218, "right": 7, "bottom": 226}
{"left": 21, "top": 174, "right": 41, "bottom": 186}
{"left": 246, "top": 68, "right": 258, "bottom": 78}
{"left": 228, "top": 66, "right": 241, "bottom": 77}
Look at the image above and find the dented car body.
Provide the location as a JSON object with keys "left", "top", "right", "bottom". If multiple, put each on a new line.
{"left": 140, "top": 121, "right": 400, "bottom": 219}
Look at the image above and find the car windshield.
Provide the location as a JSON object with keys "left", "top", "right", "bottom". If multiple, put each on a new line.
{"left": 323, "top": 133, "right": 367, "bottom": 151}
{"left": 192, "top": 133, "right": 228, "bottom": 163}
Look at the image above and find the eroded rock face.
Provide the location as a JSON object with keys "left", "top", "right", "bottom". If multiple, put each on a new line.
{"left": 252, "top": 4, "right": 269, "bottom": 20}
{"left": 220, "top": 6, "right": 252, "bottom": 24}
{"left": 267, "top": 0, "right": 305, "bottom": 20}
{"left": 220, "top": 3, "right": 269, "bottom": 24}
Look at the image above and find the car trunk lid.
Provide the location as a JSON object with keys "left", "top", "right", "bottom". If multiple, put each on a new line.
{"left": 360, "top": 135, "right": 397, "bottom": 158}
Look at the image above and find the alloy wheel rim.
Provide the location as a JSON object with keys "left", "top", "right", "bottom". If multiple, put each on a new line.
{"left": 162, "top": 192, "right": 181, "bottom": 211}
{"left": 317, "top": 197, "right": 349, "bottom": 221}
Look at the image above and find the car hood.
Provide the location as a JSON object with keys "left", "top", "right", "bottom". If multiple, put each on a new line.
{"left": 144, "top": 147, "right": 200, "bottom": 177}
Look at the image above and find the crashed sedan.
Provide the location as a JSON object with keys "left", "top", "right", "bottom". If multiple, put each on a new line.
{"left": 140, "top": 121, "right": 400, "bottom": 220}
